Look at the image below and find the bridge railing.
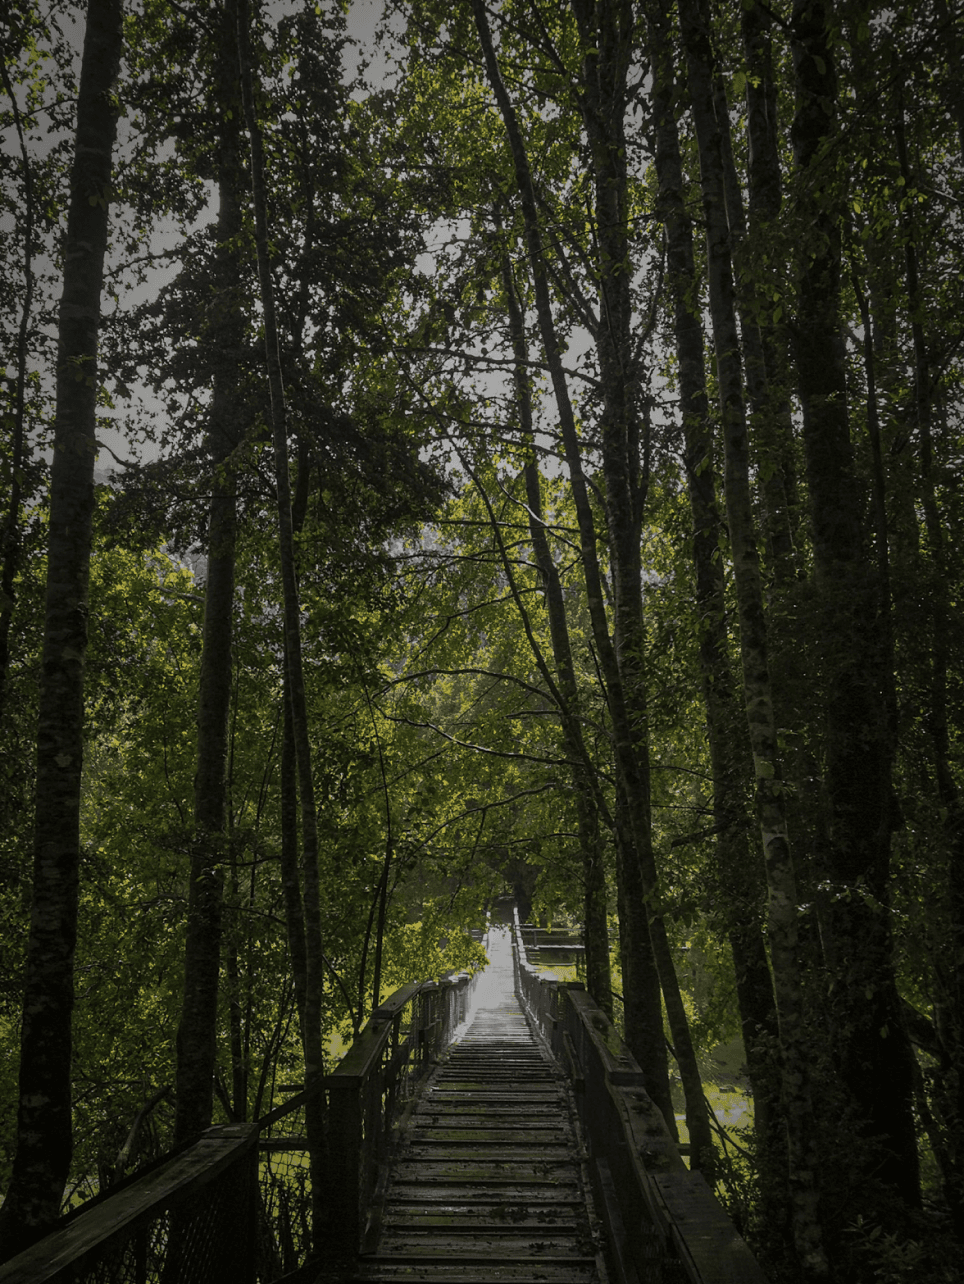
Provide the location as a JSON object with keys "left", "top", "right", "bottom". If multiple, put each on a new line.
{"left": 511, "top": 908, "right": 768, "bottom": 1284}
{"left": 325, "top": 964, "right": 481, "bottom": 1260}
{"left": 0, "top": 1123, "right": 258, "bottom": 1284}
{"left": 0, "top": 964, "right": 482, "bottom": 1283}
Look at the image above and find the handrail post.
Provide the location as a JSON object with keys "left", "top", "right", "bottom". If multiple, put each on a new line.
{"left": 326, "top": 1072, "right": 363, "bottom": 1259}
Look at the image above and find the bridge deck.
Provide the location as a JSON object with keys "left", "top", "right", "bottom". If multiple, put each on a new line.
{"left": 355, "top": 926, "right": 606, "bottom": 1284}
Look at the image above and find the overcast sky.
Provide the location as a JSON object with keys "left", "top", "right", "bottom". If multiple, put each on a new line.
{"left": 91, "top": 0, "right": 397, "bottom": 477}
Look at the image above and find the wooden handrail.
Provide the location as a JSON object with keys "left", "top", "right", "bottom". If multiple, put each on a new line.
{"left": 0, "top": 1124, "right": 258, "bottom": 1284}
{"left": 511, "top": 908, "right": 768, "bottom": 1284}
{"left": 325, "top": 966, "right": 481, "bottom": 1260}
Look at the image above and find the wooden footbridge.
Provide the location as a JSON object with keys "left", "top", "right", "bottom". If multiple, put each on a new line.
{"left": 356, "top": 924, "right": 606, "bottom": 1283}
{"left": 0, "top": 908, "right": 767, "bottom": 1284}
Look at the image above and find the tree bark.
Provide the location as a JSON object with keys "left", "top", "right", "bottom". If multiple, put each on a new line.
{"left": 644, "top": 0, "right": 783, "bottom": 1177}
{"left": 894, "top": 80, "right": 964, "bottom": 1231}
{"left": 0, "top": 0, "right": 122, "bottom": 1258}
{"left": 500, "top": 247, "right": 613, "bottom": 1018}
{"left": 236, "top": 0, "right": 328, "bottom": 1244}
{"left": 174, "top": 0, "right": 243, "bottom": 1145}
{"left": 790, "top": 0, "right": 919, "bottom": 1207}
{"left": 569, "top": 0, "right": 715, "bottom": 1175}
{"left": 739, "top": 0, "right": 801, "bottom": 579}
{"left": 471, "top": 0, "right": 694, "bottom": 1149}
{"left": 677, "top": 0, "right": 827, "bottom": 1267}
{"left": 0, "top": 56, "right": 35, "bottom": 727}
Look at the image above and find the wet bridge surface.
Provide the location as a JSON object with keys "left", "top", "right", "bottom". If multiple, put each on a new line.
{"left": 0, "top": 914, "right": 769, "bottom": 1284}
{"left": 357, "top": 926, "right": 606, "bottom": 1284}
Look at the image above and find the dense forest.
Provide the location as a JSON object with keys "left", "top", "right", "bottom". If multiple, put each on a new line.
{"left": 1, "top": 0, "right": 963, "bottom": 1279}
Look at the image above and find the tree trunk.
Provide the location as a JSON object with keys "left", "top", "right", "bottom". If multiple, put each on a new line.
{"left": 612, "top": 786, "right": 677, "bottom": 1138}
{"left": 739, "top": 0, "right": 801, "bottom": 579}
{"left": 174, "top": 0, "right": 243, "bottom": 1145}
{"left": 0, "top": 0, "right": 122, "bottom": 1258}
{"left": 471, "top": 0, "right": 692, "bottom": 1147}
{"left": 236, "top": 0, "right": 328, "bottom": 1244}
{"left": 894, "top": 82, "right": 964, "bottom": 1231}
{"left": 570, "top": 0, "right": 716, "bottom": 1175}
{"left": 790, "top": 0, "right": 919, "bottom": 1207}
{"left": 523, "top": 472, "right": 614, "bottom": 1017}
{"left": 677, "top": 0, "right": 828, "bottom": 1267}
{"left": 0, "top": 57, "right": 35, "bottom": 726}
{"left": 500, "top": 247, "right": 613, "bottom": 1018}
{"left": 644, "top": 0, "right": 783, "bottom": 1178}
{"left": 279, "top": 665, "right": 309, "bottom": 1032}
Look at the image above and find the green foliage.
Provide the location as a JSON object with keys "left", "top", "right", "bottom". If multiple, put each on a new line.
{"left": 3, "top": 0, "right": 964, "bottom": 1275}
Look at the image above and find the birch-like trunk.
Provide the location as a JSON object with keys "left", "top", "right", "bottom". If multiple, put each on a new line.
{"left": 677, "top": 0, "right": 827, "bottom": 1267}
{"left": 0, "top": 0, "right": 122, "bottom": 1258}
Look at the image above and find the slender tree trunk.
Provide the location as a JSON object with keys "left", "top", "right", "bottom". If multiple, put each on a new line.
{"left": 236, "top": 0, "right": 327, "bottom": 1244}
{"left": 738, "top": 0, "right": 801, "bottom": 579}
{"left": 500, "top": 248, "right": 613, "bottom": 1018}
{"left": 644, "top": 0, "right": 783, "bottom": 1182}
{"left": 524, "top": 465, "right": 613, "bottom": 1021}
{"left": 933, "top": 0, "right": 964, "bottom": 160}
{"left": 0, "top": 58, "right": 34, "bottom": 725}
{"left": 894, "top": 84, "right": 964, "bottom": 1232}
{"left": 471, "top": 0, "right": 687, "bottom": 1143}
{"left": 0, "top": 0, "right": 122, "bottom": 1258}
{"left": 279, "top": 668, "right": 309, "bottom": 1033}
{"left": 851, "top": 275, "right": 899, "bottom": 784}
{"left": 174, "top": 0, "right": 243, "bottom": 1144}
{"left": 574, "top": 0, "right": 715, "bottom": 1175}
{"left": 611, "top": 786, "right": 676, "bottom": 1137}
{"left": 226, "top": 838, "right": 247, "bottom": 1121}
{"left": 371, "top": 837, "right": 393, "bottom": 1012}
{"left": 790, "top": 0, "right": 919, "bottom": 1208}
{"left": 278, "top": 440, "right": 313, "bottom": 1038}
{"left": 677, "top": 0, "right": 828, "bottom": 1267}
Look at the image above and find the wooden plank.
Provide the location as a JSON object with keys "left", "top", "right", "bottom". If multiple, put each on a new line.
{"left": 391, "top": 1159, "right": 580, "bottom": 1182}
{"left": 385, "top": 1204, "right": 585, "bottom": 1228}
{"left": 371, "top": 1243, "right": 597, "bottom": 1262}
{"left": 592, "top": 1157, "right": 639, "bottom": 1284}
{"left": 357, "top": 1262, "right": 598, "bottom": 1283}
{"left": 374, "top": 981, "right": 424, "bottom": 1020}
{"left": 388, "top": 1183, "right": 583, "bottom": 1203}
{"left": 652, "top": 1172, "right": 769, "bottom": 1284}
{"left": 416, "top": 1106, "right": 564, "bottom": 1116}
{"left": 408, "top": 1127, "right": 567, "bottom": 1143}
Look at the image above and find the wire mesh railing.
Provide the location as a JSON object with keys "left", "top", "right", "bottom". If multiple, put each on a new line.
{"left": 0, "top": 1124, "right": 258, "bottom": 1284}
{"left": 0, "top": 961, "right": 482, "bottom": 1284}
{"left": 251, "top": 964, "right": 482, "bottom": 1272}
{"left": 325, "top": 968, "right": 479, "bottom": 1260}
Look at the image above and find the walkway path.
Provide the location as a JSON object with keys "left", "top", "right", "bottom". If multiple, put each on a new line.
{"left": 356, "top": 926, "right": 606, "bottom": 1283}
